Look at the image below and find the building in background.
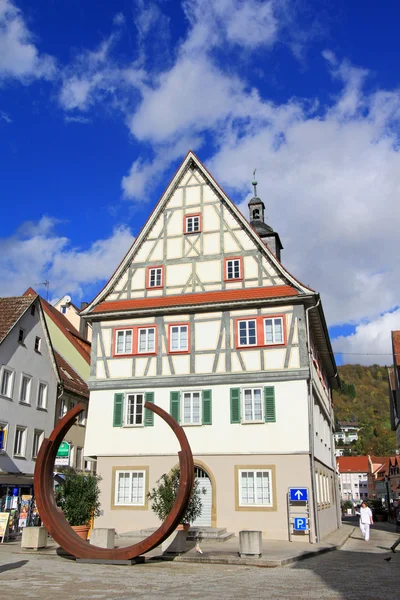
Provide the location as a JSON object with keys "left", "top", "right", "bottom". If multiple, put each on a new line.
{"left": 24, "top": 288, "right": 92, "bottom": 472}
{"left": 336, "top": 456, "right": 369, "bottom": 502}
{"left": 53, "top": 295, "right": 92, "bottom": 342}
{"left": 0, "top": 294, "right": 58, "bottom": 507}
{"left": 82, "top": 151, "right": 340, "bottom": 543}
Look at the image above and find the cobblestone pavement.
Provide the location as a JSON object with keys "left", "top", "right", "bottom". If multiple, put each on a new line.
{"left": 0, "top": 526, "right": 399, "bottom": 600}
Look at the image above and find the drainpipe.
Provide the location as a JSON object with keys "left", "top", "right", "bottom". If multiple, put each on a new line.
{"left": 305, "top": 299, "right": 321, "bottom": 544}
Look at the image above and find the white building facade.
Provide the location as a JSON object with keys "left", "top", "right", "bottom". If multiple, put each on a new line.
{"left": 82, "top": 152, "right": 340, "bottom": 542}
{"left": 0, "top": 296, "right": 58, "bottom": 505}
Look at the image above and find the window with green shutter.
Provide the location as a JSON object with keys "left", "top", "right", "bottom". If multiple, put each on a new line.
{"left": 202, "top": 390, "right": 212, "bottom": 425}
{"left": 230, "top": 388, "right": 241, "bottom": 423}
{"left": 264, "top": 386, "right": 276, "bottom": 423}
{"left": 113, "top": 393, "right": 124, "bottom": 427}
{"left": 170, "top": 391, "right": 180, "bottom": 423}
{"left": 144, "top": 392, "right": 154, "bottom": 426}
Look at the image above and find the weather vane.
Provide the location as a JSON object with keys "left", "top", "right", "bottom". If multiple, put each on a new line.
{"left": 252, "top": 168, "right": 258, "bottom": 196}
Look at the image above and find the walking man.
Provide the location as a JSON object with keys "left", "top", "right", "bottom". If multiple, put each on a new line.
{"left": 357, "top": 501, "right": 374, "bottom": 542}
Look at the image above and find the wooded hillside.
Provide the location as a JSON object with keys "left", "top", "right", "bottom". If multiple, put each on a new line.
{"left": 333, "top": 364, "right": 397, "bottom": 456}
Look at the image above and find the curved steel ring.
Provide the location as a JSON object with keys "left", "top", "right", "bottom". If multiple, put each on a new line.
{"left": 33, "top": 402, "right": 194, "bottom": 560}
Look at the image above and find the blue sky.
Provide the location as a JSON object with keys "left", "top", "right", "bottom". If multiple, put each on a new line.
{"left": 1, "top": 0, "right": 400, "bottom": 365}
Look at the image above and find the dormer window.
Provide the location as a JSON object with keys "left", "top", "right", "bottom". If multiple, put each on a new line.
{"left": 184, "top": 214, "right": 201, "bottom": 234}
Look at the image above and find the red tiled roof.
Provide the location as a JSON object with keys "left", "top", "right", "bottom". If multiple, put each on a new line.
{"left": 92, "top": 285, "right": 299, "bottom": 314}
{"left": 54, "top": 351, "right": 89, "bottom": 399}
{"left": 24, "top": 288, "right": 90, "bottom": 364}
{"left": 0, "top": 295, "right": 35, "bottom": 344}
{"left": 392, "top": 330, "right": 400, "bottom": 367}
{"left": 336, "top": 456, "right": 369, "bottom": 473}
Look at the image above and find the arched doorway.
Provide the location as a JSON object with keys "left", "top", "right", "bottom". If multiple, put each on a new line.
{"left": 192, "top": 466, "right": 212, "bottom": 527}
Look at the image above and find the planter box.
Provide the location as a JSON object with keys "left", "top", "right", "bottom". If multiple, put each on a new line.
{"left": 90, "top": 528, "right": 115, "bottom": 549}
{"left": 239, "top": 530, "right": 262, "bottom": 558}
{"left": 21, "top": 526, "right": 47, "bottom": 550}
{"left": 162, "top": 526, "right": 189, "bottom": 555}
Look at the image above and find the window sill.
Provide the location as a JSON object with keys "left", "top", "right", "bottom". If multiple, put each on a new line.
{"left": 34, "top": 350, "right": 42, "bottom": 354}
{"left": 184, "top": 231, "right": 201, "bottom": 235}
{"left": 13, "top": 455, "right": 26, "bottom": 460}
{"left": 225, "top": 278, "right": 243, "bottom": 283}
{"left": 0, "top": 394, "right": 13, "bottom": 401}
{"left": 146, "top": 286, "right": 163, "bottom": 290}
{"left": 36, "top": 406, "right": 48, "bottom": 412}
{"left": 123, "top": 424, "right": 144, "bottom": 428}
{"left": 168, "top": 350, "right": 190, "bottom": 354}
{"left": 19, "top": 401, "right": 31, "bottom": 407}
{"left": 182, "top": 423, "right": 203, "bottom": 427}
{"left": 241, "top": 420, "right": 265, "bottom": 425}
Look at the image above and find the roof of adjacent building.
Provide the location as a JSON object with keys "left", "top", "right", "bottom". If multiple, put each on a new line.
{"left": 54, "top": 351, "right": 89, "bottom": 399}
{"left": 24, "top": 288, "right": 90, "bottom": 364}
{"left": 337, "top": 456, "right": 370, "bottom": 473}
{"left": 0, "top": 295, "right": 35, "bottom": 344}
{"left": 392, "top": 330, "right": 400, "bottom": 369}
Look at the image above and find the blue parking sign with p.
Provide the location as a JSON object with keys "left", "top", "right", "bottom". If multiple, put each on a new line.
{"left": 294, "top": 518, "right": 307, "bottom": 531}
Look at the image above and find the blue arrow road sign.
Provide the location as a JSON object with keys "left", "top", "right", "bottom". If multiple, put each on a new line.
{"left": 289, "top": 488, "right": 308, "bottom": 502}
{"left": 294, "top": 518, "right": 307, "bottom": 531}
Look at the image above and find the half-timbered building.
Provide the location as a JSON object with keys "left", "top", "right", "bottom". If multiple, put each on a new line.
{"left": 82, "top": 151, "right": 340, "bottom": 542}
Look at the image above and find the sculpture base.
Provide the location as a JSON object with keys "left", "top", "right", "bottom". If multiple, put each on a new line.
{"left": 77, "top": 557, "right": 145, "bottom": 565}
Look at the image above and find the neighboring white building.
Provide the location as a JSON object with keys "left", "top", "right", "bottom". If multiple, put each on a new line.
{"left": 336, "top": 456, "right": 369, "bottom": 502}
{"left": 53, "top": 295, "right": 92, "bottom": 342}
{"left": 334, "top": 422, "right": 359, "bottom": 446}
{"left": 82, "top": 151, "right": 340, "bottom": 543}
{"left": 0, "top": 295, "right": 58, "bottom": 507}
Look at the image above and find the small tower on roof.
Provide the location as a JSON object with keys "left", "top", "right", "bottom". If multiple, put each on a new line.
{"left": 248, "top": 170, "right": 283, "bottom": 261}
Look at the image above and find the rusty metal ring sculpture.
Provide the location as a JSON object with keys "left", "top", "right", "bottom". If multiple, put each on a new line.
{"left": 34, "top": 402, "right": 194, "bottom": 560}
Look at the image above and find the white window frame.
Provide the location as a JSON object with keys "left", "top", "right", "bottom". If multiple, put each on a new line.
{"left": 18, "top": 328, "right": 25, "bottom": 344}
{"left": 242, "top": 388, "right": 263, "bottom": 423}
{"left": 32, "top": 430, "right": 44, "bottom": 459}
{"left": 115, "top": 329, "right": 133, "bottom": 355}
{"left": 14, "top": 426, "right": 27, "bottom": 457}
{"left": 76, "top": 447, "right": 83, "bottom": 470}
{"left": 0, "top": 366, "right": 14, "bottom": 398}
{"left": 237, "top": 319, "right": 257, "bottom": 347}
{"left": 226, "top": 258, "right": 241, "bottom": 280}
{"left": 182, "top": 391, "right": 202, "bottom": 425}
{"left": 20, "top": 374, "right": 32, "bottom": 404}
{"left": 148, "top": 267, "right": 163, "bottom": 288}
{"left": 238, "top": 469, "right": 273, "bottom": 507}
{"left": 125, "top": 393, "right": 144, "bottom": 427}
{"left": 185, "top": 215, "right": 200, "bottom": 233}
{"left": 0, "top": 422, "right": 8, "bottom": 453}
{"left": 37, "top": 381, "right": 48, "bottom": 409}
{"left": 78, "top": 409, "right": 86, "bottom": 426}
{"left": 34, "top": 336, "right": 41, "bottom": 352}
{"left": 138, "top": 327, "right": 156, "bottom": 354}
{"left": 170, "top": 325, "right": 189, "bottom": 352}
{"left": 59, "top": 398, "right": 67, "bottom": 418}
{"left": 264, "top": 317, "right": 284, "bottom": 345}
{"left": 114, "top": 469, "right": 146, "bottom": 506}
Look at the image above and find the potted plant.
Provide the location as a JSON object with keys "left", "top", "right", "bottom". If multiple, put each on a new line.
{"left": 342, "top": 500, "right": 353, "bottom": 516}
{"left": 148, "top": 467, "right": 206, "bottom": 553}
{"left": 54, "top": 470, "right": 102, "bottom": 540}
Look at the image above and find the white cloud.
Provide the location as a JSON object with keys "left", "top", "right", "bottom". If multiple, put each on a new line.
{"left": 0, "top": 0, "right": 56, "bottom": 81}
{"left": 64, "top": 115, "right": 91, "bottom": 125}
{"left": 332, "top": 309, "right": 400, "bottom": 366}
{"left": 0, "top": 217, "right": 134, "bottom": 299}
{"left": 0, "top": 110, "right": 11, "bottom": 123}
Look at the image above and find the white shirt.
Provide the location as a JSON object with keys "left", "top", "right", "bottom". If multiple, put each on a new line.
{"left": 359, "top": 506, "right": 372, "bottom": 524}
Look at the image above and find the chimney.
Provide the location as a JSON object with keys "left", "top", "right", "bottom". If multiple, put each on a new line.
{"left": 79, "top": 302, "right": 89, "bottom": 340}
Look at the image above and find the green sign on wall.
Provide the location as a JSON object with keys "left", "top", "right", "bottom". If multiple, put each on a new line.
{"left": 55, "top": 441, "right": 70, "bottom": 465}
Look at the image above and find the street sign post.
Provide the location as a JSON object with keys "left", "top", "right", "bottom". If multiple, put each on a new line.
{"left": 287, "top": 487, "right": 311, "bottom": 543}
{"left": 289, "top": 488, "right": 308, "bottom": 502}
{"left": 294, "top": 517, "right": 307, "bottom": 531}
{"left": 55, "top": 441, "right": 70, "bottom": 467}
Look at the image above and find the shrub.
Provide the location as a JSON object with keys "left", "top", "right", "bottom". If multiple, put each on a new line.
{"left": 148, "top": 467, "right": 206, "bottom": 525}
{"left": 54, "top": 470, "right": 102, "bottom": 526}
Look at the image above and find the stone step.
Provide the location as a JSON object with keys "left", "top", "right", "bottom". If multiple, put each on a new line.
{"left": 118, "top": 527, "right": 235, "bottom": 543}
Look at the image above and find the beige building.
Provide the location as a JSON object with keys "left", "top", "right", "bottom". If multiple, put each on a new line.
{"left": 82, "top": 152, "right": 340, "bottom": 542}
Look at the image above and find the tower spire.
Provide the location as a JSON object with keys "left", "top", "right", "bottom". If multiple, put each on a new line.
{"left": 252, "top": 168, "right": 258, "bottom": 197}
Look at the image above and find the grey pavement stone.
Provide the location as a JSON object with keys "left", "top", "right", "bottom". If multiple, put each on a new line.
{"left": 0, "top": 522, "right": 399, "bottom": 599}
